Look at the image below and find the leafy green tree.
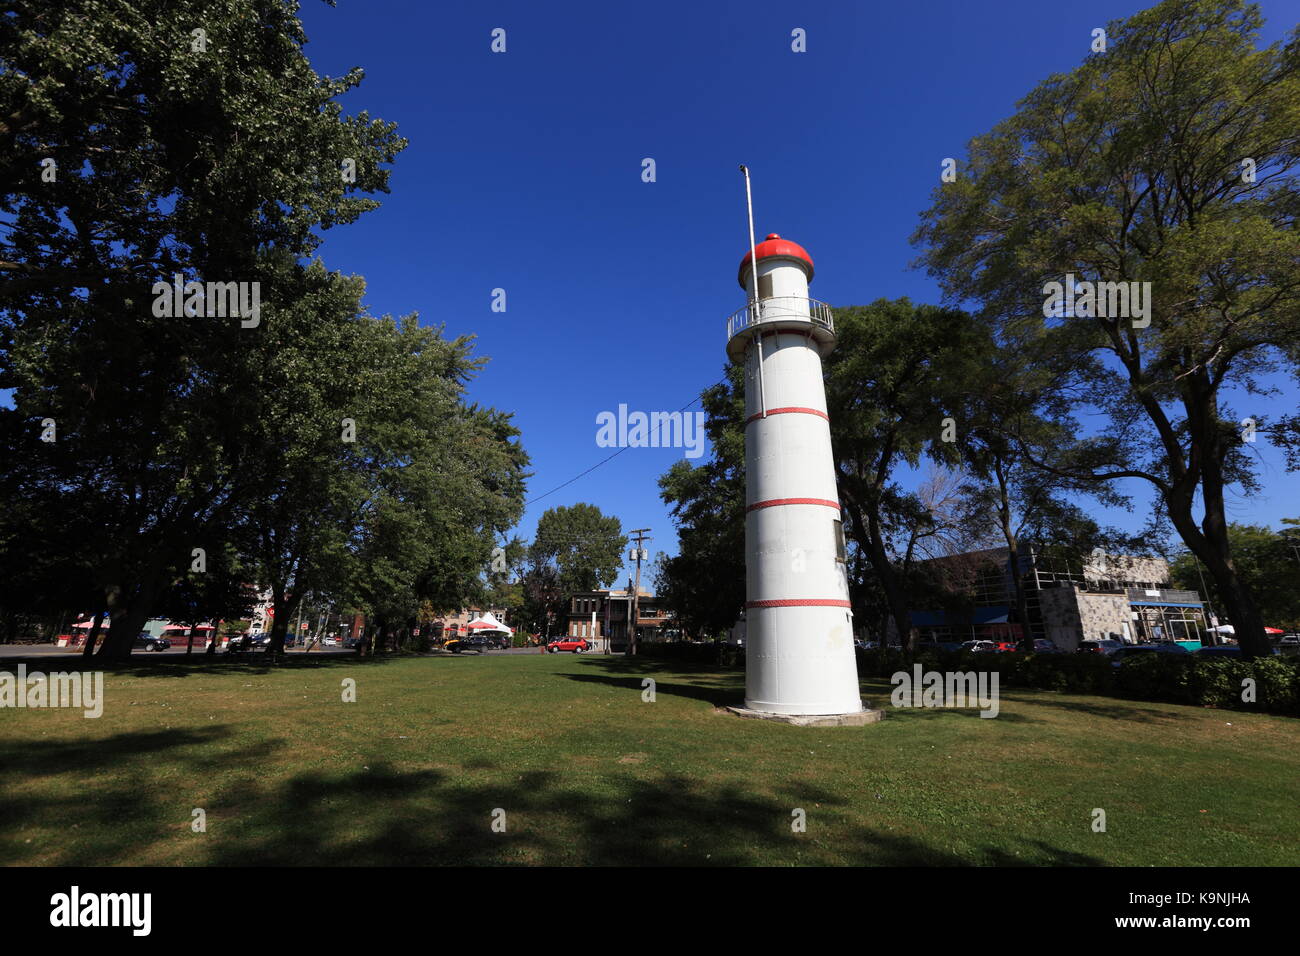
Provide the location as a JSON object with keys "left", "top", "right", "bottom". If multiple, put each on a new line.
{"left": 657, "top": 369, "right": 746, "bottom": 640}
{"left": 1170, "top": 520, "right": 1300, "bottom": 631}
{"left": 913, "top": 0, "right": 1300, "bottom": 657}
{"left": 152, "top": 543, "right": 257, "bottom": 654}
{"left": 953, "top": 354, "right": 1129, "bottom": 649}
{"left": 827, "top": 300, "right": 995, "bottom": 652}
{"left": 340, "top": 319, "right": 528, "bottom": 656}
{"left": 0, "top": 0, "right": 406, "bottom": 658}
{"left": 525, "top": 504, "right": 626, "bottom": 632}
{"left": 519, "top": 561, "right": 564, "bottom": 637}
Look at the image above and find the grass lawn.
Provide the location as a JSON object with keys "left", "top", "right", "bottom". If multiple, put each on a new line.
{"left": 1, "top": 651, "right": 1297, "bottom": 866}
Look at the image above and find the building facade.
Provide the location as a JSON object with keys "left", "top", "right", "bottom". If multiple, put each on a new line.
{"left": 564, "top": 588, "right": 670, "bottom": 651}
{"left": 905, "top": 546, "right": 1209, "bottom": 649}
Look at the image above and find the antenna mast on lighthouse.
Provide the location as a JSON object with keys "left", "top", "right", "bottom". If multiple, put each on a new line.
{"left": 739, "top": 165, "right": 766, "bottom": 419}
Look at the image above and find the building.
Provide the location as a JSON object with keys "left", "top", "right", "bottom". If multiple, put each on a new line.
{"left": 904, "top": 546, "right": 1209, "bottom": 649}
{"left": 564, "top": 588, "right": 670, "bottom": 652}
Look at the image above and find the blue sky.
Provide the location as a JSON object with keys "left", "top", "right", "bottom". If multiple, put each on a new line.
{"left": 290, "top": 0, "right": 1300, "bottom": 582}
{"left": 9, "top": 2, "right": 1293, "bottom": 582}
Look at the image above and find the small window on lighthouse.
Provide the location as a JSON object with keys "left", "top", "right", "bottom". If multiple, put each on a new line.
{"left": 758, "top": 272, "right": 774, "bottom": 300}
{"left": 833, "top": 519, "right": 846, "bottom": 563}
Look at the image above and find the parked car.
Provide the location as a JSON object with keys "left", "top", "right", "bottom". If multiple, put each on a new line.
{"left": 1272, "top": 634, "right": 1299, "bottom": 646}
{"left": 224, "top": 633, "right": 253, "bottom": 653}
{"left": 1077, "top": 639, "right": 1125, "bottom": 655}
{"left": 1032, "top": 639, "right": 1062, "bottom": 653}
{"left": 1110, "top": 643, "right": 1191, "bottom": 667}
{"left": 133, "top": 632, "right": 171, "bottom": 652}
{"left": 323, "top": 636, "right": 338, "bottom": 646}
{"left": 960, "top": 640, "right": 997, "bottom": 653}
{"left": 915, "top": 640, "right": 963, "bottom": 653}
{"left": 444, "top": 634, "right": 501, "bottom": 654}
{"left": 547, "top": 637, "right": 591, "bottom": 654}
{"left": 342, "top": 636, "right": 361, "bottom": 649}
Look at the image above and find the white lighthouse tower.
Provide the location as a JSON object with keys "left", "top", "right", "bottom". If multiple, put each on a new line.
{"left": 726, "top": 230, "right": 867, "bottom": 719}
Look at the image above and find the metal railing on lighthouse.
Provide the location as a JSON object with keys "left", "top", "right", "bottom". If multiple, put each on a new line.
{"left": 726, "top": 296, "right": 835, "bottom": 340}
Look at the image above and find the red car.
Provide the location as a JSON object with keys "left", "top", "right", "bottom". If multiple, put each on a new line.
{"left": 547, "top": 637, "right": 591, "bottom": 654}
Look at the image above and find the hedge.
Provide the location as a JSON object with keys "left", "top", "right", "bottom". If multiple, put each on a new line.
{"left": 860, "top": 647, "right": 1300, "bottom": 716}
{"left": 636, "top": 642, "right": 1300, "bottom": 715}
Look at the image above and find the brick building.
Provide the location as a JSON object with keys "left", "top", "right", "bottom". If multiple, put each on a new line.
{"left": 564, "top": 588, "right": 672, "bottom": 652}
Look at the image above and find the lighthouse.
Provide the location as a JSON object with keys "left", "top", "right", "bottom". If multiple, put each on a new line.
{"left": 726, "top": 232, "right": 865, "bottom": 718}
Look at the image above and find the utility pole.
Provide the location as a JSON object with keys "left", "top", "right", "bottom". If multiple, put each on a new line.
{"left": 627, "top": 529, "right": 651, "bottom": 656}
{"left": 603, "top": 596, "right": 612, "bottom": 655}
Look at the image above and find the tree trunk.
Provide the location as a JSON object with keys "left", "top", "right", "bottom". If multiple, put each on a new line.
{"left": 95, "top": 551, "right": 168, "bottom": 660}
{"left": 1166, "top": 481, "right": 1270, "bottom": 658}
{"left": 864, "top": 508, "right": 913, "bottom": 657}
{"left": 1006, "top": 539, "right": 1033, "bottom": 652}
{"left": 97, "top": 602, "right": 153, "bottom": 661}
{"left": 81, "top": 592, "right": 107, "bottom": 658}
{"left": 993, "top": 466, "right": 1034, "bottom": 652}
{"left": 265, "top": 587, "right": 296, "bottom": 660}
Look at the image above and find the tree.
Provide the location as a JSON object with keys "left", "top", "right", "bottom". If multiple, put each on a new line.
{"left": 341, "top": 319, "right": 528, "bottom": 657}
{"left": 953, "top": 353, "right": 1129, "bottom": 649}
{"left": 827, "top": 299, "right": 994, "bottom": 653}
{"left": 519, "top": 562, "right": 564, "bottom": 638}
{"left": 657, "top": 370, "right": 746, "bottom": 640}
{"left": 525, "top": 504, "right": 626, "bottom": 632}
{"left": 0, "top": 0, "right": 406, "bottom": 658}
{"left": 1170, "top": 520, "right": 1300, "bottom": 631}
{"left": 152, "top": 544, "right": 257, "bottom": 654}
{"left": 913, "top": 0, "right": 1300, "bottom": 657}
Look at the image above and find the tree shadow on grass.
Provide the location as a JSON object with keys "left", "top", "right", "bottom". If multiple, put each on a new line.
{"left": 0, "top": 725, "right": 234, "bottom": 778}
{"left": 0, "top": 723, "right": 1111, "bottom": 867}
{"left": 196, "top": 762, "right": 995, "bottom": 866}
{"left": 1020, "top": 695, "right": 1198, "bottom": 723}
{"left": 0, "top": 653, "right": 407, "bottom": 681}
{"left": 562, "top": 657, "right": 744, "bottom": 708}
{"left": 884, "top": 706, "right": 1037, "bottom": 723}
{"left": 0, "top": 725, "right": 241, "bottom": 865}
{"left": 203, "top": 763, "right": 1111, "bottom": 867}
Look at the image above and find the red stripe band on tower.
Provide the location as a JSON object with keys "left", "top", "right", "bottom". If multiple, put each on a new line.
{"left": 746, "top": 599, "right": 853, "bottom": 609}
{"left": 746, "top": 497, "right": 841, "bottom": 513}
{"left": 746, "top": 406, "right": 828, "bottom": 425}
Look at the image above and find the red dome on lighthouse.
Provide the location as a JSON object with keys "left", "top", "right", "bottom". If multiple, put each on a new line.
{"left": 738, "top": 233, "right": 815, "bottom": 288}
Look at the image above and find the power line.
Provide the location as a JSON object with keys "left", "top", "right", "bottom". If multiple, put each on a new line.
{"left": 523, "top": 397, "right": 702, "bottom": 507}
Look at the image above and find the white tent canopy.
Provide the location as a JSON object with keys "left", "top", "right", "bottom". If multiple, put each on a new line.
{"left": 465, "top": 612, "right": 512, "bottom": 634}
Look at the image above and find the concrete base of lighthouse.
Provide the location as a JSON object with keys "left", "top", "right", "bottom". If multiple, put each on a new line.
{"left": 725, "top": 704, "right": 884, "bottom": 727}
